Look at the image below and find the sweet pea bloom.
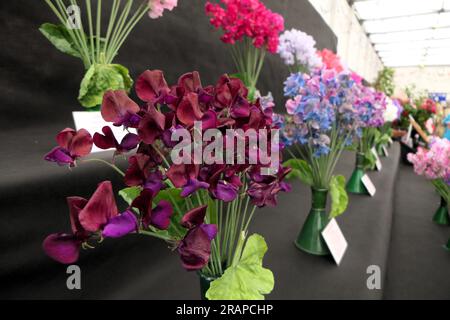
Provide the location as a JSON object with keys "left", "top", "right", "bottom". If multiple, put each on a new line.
{"left": 148, "top": 0, "right": 178, "bottom": 19}
{"left": 42, "top": 181, "right": 137, "bottom": 264}
{"left": 408, "top": 137, "right": 450, "bottom": 185}
{"left": 44, "top": 128, "right": 93, "bottom": 166}
{"left": 277, "top": 29, "right": 322, "bottom": 71}
{"left": 278, "top": 69, "right": 359, "bottom": 156}
{"left": 205, "top": 0, "right": 284, "bottom": 53}
{"left": 177, "top": 205, "right": 218, "bottom": 270}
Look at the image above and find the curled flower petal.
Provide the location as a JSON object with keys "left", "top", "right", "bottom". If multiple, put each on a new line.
{"left": 181, "top": 205, "right": 208, "bottom": 229}
{"left": 177, "top": 227, "right": 212, "bottom": 271}
{"left": 150, "top": 200, "right": 173, "bottom": 230}
{"left": 136, "top": 70, "right": 170, "bottom": 103}
{"left": 101, "top": 90, "right": 140, "bottom": 126}
{"left": 42, "top": 233, "right": 81, "bottom": 264}
{"left": 212, "top": 181, "right": 238, "bottom": 202}
{"left": 79, "top": 181, "right": 118, "bottom": 232}
{"left": 138, "top": 104, "right": 166, "bottom": 144}
{"left": 180, "top": 178, "right": 210, "bottom": 197}
{"left": 44, "top": 147, "right": 74, "bottom": 166}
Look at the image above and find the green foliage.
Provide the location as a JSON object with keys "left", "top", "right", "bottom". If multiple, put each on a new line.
{"left": 206, "top": 234, "right": 274, "bottom": 300}
{"left": 375, "top": 67, "right": 395, "bottom": 96}
{"left": 283, "top": 159, "right": 313, "bottom": 186}
{"left": 78, "top": 63, "right": 133, "bottom": 108}
{"left": 329, "top": 175, "right": 348, "bottom": 218}
{"left": 39, "top": 23, "right": 81, "bottom": 58}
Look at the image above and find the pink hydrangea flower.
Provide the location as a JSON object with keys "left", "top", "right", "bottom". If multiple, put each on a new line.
{"left": 148, "top": 0, "right": 178, "bottom": 19}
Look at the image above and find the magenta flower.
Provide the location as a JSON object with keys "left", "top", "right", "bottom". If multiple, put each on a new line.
{"left": 93, "top": 126, "right": 140, "bottom": 155}
{"left": 177, "top": 205, "right": 218, "bottom": 271}
{"left": 101, "top": 90, "right": 141, "bottom": 128}
{"left": 45, "top": 128, "right": 93, "bottom": 166}
{"left": 102, "top": 210, "right": 139, "bottom": 238}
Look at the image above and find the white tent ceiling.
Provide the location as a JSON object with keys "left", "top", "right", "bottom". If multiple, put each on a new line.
{"left": 352, "top": 0, "right": 450, "bottom": 67}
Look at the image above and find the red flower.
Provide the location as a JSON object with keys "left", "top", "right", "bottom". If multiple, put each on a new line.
{"left": 317, "top": 49, "right": 344, "bottom": 72}
{"left": 205, "top": 0, "right": 284, "bottom": 53}
{"left": 44, "top": 128, "right": 93, "bottom": 166}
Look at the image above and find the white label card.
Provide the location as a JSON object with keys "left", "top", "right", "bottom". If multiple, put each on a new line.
{"left": 321, "top": 219, "right": 348, "bottom": 266}
{"left": 73, "top": 111, "right": 135, "bottom": 153}
{"left": 382, "top": 145, "right": 389, "bottom": 157}
{"left": 371, "top": 147, "right": 382, "bottom": 171}
{"left": 361, "top": 174, "right": 376, "bottom": 197}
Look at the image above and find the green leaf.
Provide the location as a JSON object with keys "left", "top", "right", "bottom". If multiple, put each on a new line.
{"left": 329, "top": 175, "right": 348, "bottom": 219}
{"left": 363, "top": 149, "right": 377, "bottom": 171}
{"left": 118, "top": 186, "right": 142, "bottom": 205}
{"left": 78, "top": 63, "right": 133, "bottom": 108}
{"left": 206, "top": 234, "right": 274, "bottom": 300}
{"left": 283, "top": 159, "right": 313, "bottom": 186}
{"left": 39, "top": 23, "right": 81, "bottom": 58}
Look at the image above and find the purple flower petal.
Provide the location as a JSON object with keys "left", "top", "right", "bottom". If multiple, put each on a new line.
{"left": 119, "top": 133, "right": 140, "bottom": 152}
{"left": 102, "top": 210, "right": 138, "bottom": 238}
{"left": 44, "top": 147, "right": 74, "bottom": 166}
{"left": 212, "top": 181, "right": 238, "bottom": 202}
{"left": 180, "top": 178, "right": 210, "bottom": 197}
{"left": 200, "top": 224, "right": 218, "bottom": 241}
{"left": 144, "top": 170, "right": 165, "bottom": 195}
{"left": 150, "top": 200, "right": 173, "bottom": 230}
{"left": 42, "top": 233, "right": 81, "bottom": 264}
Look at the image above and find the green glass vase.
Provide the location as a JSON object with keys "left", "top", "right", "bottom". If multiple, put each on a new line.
{"left": 295, "top": 188, "right": 330, "bottom": 255}
{"left": 198, "top": 272, "right": 219, "bottom": 300}
{"left": 346, "top": 152, "right": 369, "bottom": 195}
{"left": 445, "top": 239, "right": 450, "bottom": 251}
{"left": 433, "top": 197, "right": 450, "bottom": 226}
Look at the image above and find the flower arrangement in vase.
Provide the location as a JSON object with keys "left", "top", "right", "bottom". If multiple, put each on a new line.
{"left": 42, "top": 69, "right": 290, "bottom": 300}
{"left": 408, "top": 137, "right": 450, "bottom": 227}
{"left": 274, "top": 67, "right": 360, "bottom": 256}
{"left": 346, "top": 83, "right": 387, "bottom": 195}
{"left": 41, "top": 0, "right": 178, "bottom": 152}
{"left": 376, "top": 97, "right": 402, "bottom": 157}
{"left": 205, "top": 0, "right": 284, "bottom": 101}
{"left": 41, "top": 0, "right": 178, "bottom": 109}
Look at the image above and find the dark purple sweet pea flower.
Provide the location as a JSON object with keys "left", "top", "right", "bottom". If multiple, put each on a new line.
{"left": 211, "top": 180, "right": 239, "bottom": 202}
{"left": 205, "top": 166, "right": 241, "bottom": 202}
{"left": 176, "top": 92, "right": 204, "bottom": 126}
{"left": 180, "top": 178, "right": 210, "bottom": 197}
{"left": 177, "top": 205, "right": 218, "bottom": 271}
{"left": 143, "top": 170, "right": 166, "bottom": 195}
{"left": 138, "top": 104, "right": 166, "bottom": 144}
{"left": 136, "top": 70, "right": 174, "bottom": 104}
{"left": 93, "top": 126, "right": 140, "bottom": 155}
{"left": 101, "top": 90, "right": 141, "bottom": 127}
{"left": 131, "top": 189, "right": 173, "bottom": 230}
{"left": 201, "top": 110, "right": 218, "bottom": 130}
{"left": 42, "top": 181, "right": 119, "bottom": 264}
{"left": 162, "top": 125, "right": 184, "bottom": 148}
{"left": 45, "top": 128, "right": 93, "bottom": 167}
{"left": 102, "top": 210, "right": 138, "bottom": 238}
{"left": 166, "top": 164, "right": 199, "bottom": 188}
{"left": 247, "top": 166, "right": 292, "bottom": 208}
